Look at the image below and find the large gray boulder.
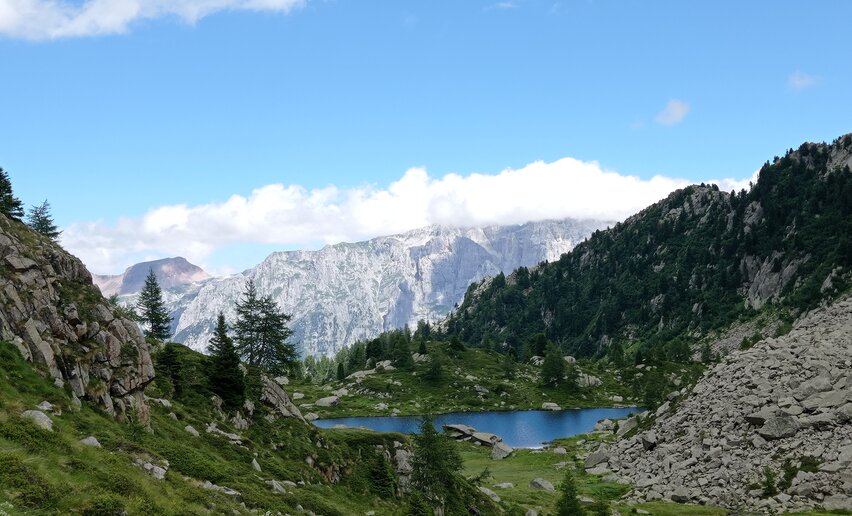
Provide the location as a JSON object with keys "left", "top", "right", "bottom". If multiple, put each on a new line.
{"left": 529, "top": 478, "right": 555, "bottom": 491}
{"left": 315, "top": 396, "right": 340, "bottom": 407}
{"left": 21, "top": 410, "right": 53, "bottom": 432}
{"left": 491, "top": 441, "right": 514, "bottom": 460}
{"left": 757, "top": 417, "right": 800, "bottom": 440}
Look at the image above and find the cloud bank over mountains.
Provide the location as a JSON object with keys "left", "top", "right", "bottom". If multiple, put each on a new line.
{"left": 61, "top": 157, "right": 753, "bottom": 274}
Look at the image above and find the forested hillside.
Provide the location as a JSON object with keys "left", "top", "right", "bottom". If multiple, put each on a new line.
{"left": 447, "top": 135, "right": 852, "bottom": 358}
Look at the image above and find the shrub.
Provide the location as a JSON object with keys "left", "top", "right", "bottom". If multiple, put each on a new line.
{"left": 81, "top": 493, "right": 125, "bottom": 516}
{"left": 0, "top": 454, "right": 58, "bottom": 508}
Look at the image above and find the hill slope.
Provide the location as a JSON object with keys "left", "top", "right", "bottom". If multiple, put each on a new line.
{"left": 448, "top": 135, "right": 852, "bottom": 358}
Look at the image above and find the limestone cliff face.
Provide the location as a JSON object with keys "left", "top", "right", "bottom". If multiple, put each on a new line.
{"left": 0, "top": 214, "right": 154, "bottom": 426}
{"left": 171, "top": 218, "right": 608, "bottom": 356}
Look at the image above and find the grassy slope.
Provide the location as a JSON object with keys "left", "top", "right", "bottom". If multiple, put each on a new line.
{"left": 290, "top": 341, "right": 705, "bottom": 419}
{"left": 0, "top": 341, "right": 410, "bottom": 516}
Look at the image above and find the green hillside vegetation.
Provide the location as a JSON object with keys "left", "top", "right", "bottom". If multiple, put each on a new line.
{"left": 0, "top": 339, "right": 489, "bottom": 515}
{"left": 445, "top": 136, "right": 852, "bottom": 359}
{"left": 294, "top": 338, "right": 704, "bottom": 418}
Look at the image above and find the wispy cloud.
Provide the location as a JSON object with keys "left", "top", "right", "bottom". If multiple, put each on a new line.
{"left": 0, "top": 0, "right": 305, "bottom": 40}
{"left": 61, "top": 158, "right": 751, "bottom": 274}
{"left": 788, "top": 71, "right": 819, "bottom": 91}
{"left": 484, "top": 2, "right": 518, "bottom": 11}
{"left": 655, "top": 99, "right": 690, "bottom": 126}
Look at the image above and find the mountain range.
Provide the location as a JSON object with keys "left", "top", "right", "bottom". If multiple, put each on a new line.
{"left": 100, "top": 218, "right": 609, "bottom": 356}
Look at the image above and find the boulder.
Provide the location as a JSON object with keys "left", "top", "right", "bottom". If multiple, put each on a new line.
{"left": 315, "top": 396, "right": 340, "bottom": 407}
{"left": 584, "top": 450, "right": 610, "bottom": 469}
{"left": 641, "top": 431, "right": 657, "bottom": 451}
{"left": 478, "top": 486, "right": 501, "bottom": 503}
{"left": 21, "top": 410, "right": 53, "bottom": 432}
{"left": 542, "top": 402, "right": 561, "bottom": 411}
{"left": 493, "top": 482, "right": 514, "bottom": 489}
{"left": 671, "top": 486, "right": 691, "bottom": 503}
{"left": 529, "top": 478, "right": 555, "bottom": 491}
{"left": 824, "top": 494, "right": 852, "bottom": 511}
{"left": 252, "top": 458, "right": 262, "bottom": 472}
{"left": 757, "top": 417, "right": 800, "bottom": 440}
{"left": 185, "top": 425, "right": 200, "bottom": 437}
{"left": 491, "top": 441, "right": 513, "bottom": 460}
{"left": 552, "top": 447, "right": 567, "bottom": 455}
{"left": 80, "top": 436, "right": 101, "bottom": 447}
{"left": 471, "top": 432, "right": 501, "bottom": 445}
{"left": 304, "top": 412, "right": 320, "bottom": 422}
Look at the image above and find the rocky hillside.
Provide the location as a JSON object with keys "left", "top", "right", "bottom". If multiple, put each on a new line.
{"left": 94, "top": 257, "right": 210, "bottom": 297}
{"left": 599, "top": 296, "right": 852, "bottom": 513}
{"left": 448, "top": 134, "right": 852, "bottom": 358}
{"left": 172, "top": 218, "right": 608, "bottom": 356}
{"left": 0, "top": 213, "right": 154, "bottom": 425}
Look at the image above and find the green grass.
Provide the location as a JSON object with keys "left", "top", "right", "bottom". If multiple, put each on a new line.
{"left": 0, "top": 340, "right": 416, "bottom": 515}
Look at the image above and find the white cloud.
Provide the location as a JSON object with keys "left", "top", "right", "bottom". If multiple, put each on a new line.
{"left": 655, "top": 99, "right": 690, "bottom": 126}
{"left": 0, "top": 0, "right": 304, "bottom": 40}
{"left": 788, "top": 71, "right": 819, "bottom": 91}
{"left": 61, "top": 157, "right": 752, "bottom": 275}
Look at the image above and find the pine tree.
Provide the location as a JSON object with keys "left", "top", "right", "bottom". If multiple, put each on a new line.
{"left": 417, "top": 338, "right": 428, "bottom": 355}
{"left": 207, "top": 312, "right": 245, "bottom": 409}
{"left": 137, "top": 269, "right": 172, "bottom": 341}
{"left": 0, "top": 168, "right": 24, "bottom": 220}
{"left": 336, "top": 362, "right": 345, "bottom": 381}
{"left": 26, "top": 200, "right": 61, "bottom": 240}
{"left": 555, "top": 469, "right": 584, "bottom": 515}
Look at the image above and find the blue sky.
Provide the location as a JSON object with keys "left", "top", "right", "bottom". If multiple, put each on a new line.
{"left": 1, "top": 0, "right": 850, "bottom": 274}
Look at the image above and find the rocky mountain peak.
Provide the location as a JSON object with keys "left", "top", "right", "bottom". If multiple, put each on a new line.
{"left": 0, "top": 214, "right": 155, "bottom": 427}
{"left": 94, "top": 256, "right": 210, "bottom": 297}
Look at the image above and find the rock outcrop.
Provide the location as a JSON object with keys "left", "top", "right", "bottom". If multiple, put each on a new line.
{"left": 608, "top": 297, "right": 852, "bottom": 513}
{"left": 0, "top": 215, "right": 154, "bottom": 426}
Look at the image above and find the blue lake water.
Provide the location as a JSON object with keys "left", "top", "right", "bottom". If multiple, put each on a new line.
{"left": 313, "top": 407, "right": 638, "bottom": 448}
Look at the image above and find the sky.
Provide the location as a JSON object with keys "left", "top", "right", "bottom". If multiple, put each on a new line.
{"left": 1, "top": 0, "right": 850, "bottom": 275}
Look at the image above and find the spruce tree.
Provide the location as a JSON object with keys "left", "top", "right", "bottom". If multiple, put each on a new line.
{"left": 207, "top": 312, "right": 245, "bottom": 409}
{"left": 234, "top": 280, "right": 297, "bottom": 373}
{"left": 336, "top": 362, "right": 345, "bottom": 381}
{"left": 137, "top": 268, "right": 172, "bottom": 340}
{"left": 26, "top": 200, "right": 61, "bottom": 240}
{"left": 411, "top": 415, "right": 463, "bottom": 510}
{"left": 541, "top": 342, "right": 565, "bottom": 388}
{"left": 156, "top": 343, "right": 183, "bottom": 397}
{"left": 555, "top": 469, "right": 584, "bottom": 515}
{"left": 0, "top": 168, "right": 24, "bottom": 220}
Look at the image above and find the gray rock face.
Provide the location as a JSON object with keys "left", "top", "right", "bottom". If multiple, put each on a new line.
{"left": 0, "top": 215, "right": 155, "bottom": 427}
{"left": 260, "top": 375, "right": 304, "bottom": 421}
{"left": 170, "top": 219, "right": 607, "bottom": 356}
{"left": 608, "top": 297, "right": 852, "bottom": 513}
